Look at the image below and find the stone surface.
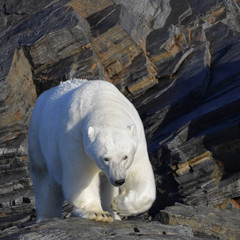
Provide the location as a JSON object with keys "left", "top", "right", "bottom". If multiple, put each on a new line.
{"left": 1, "top": 0, "right": 240, "bottom": 238}
{"left": 157, "top": 203, "right": 240, "bottom": 240}
{"left": 0, "top": 217, "right": 199, "bottom": 240}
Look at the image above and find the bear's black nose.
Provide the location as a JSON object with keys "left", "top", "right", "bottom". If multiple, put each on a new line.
{"left": 114, "top": 179, "right": 125, "bottom": 186}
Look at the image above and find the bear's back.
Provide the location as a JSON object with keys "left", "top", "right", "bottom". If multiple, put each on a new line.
{"left": 30, "top": 79, "right": 141, "bottom": 133}
{"left": 47, "top": 79, "right": 88, "bottom": 102}
{"left": 38, "top": 79, "right": 118, "bottom": 106}
{"left": 29, "top": 79, "right": 87, "bottom": 132}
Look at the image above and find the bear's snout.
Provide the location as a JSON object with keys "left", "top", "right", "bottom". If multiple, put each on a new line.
{"left": 114, "top": 179, "right": 125, "bottom": 186}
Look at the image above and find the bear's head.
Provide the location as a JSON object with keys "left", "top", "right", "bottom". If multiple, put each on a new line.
{"left": 83, "top": 125, "right": 137, "bottom": 187}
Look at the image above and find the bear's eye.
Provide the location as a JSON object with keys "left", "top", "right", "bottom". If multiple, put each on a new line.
{"left": 104, "top": 157, "right": 109, "bottom": 162}
{"left": 123, "top": 156, "right": 128, "bottom": 160}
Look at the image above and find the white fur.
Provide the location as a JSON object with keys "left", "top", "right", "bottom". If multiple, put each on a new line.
{"left": 28, "top": 79, "right": 156, "bottom": 222}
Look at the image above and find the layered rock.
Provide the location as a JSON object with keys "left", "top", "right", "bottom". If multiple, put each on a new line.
{"left": 157, "top": 203, "right": 240, "bottom": 239}
{"left": 0, "top": 47, "right": 36, "bottom": 225}
{"left": 133, "top": 0, "right": 240, "bottom": 210}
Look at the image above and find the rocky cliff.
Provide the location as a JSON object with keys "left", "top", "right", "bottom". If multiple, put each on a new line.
{"left": 1, "top": 0, "right": 240, "bottom": 239}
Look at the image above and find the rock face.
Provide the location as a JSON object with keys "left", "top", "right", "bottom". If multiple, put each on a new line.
{"left": 1, "top": 217, "right": 196, "bottom": 240}
{"left": 1, "top": 0, "right": 240, "bottom": 239}
{"left": 2, "top": 205, "right": 240, "bottom": 239}
{"left": 157, "top": 204, "right": 240, "bottom": 240}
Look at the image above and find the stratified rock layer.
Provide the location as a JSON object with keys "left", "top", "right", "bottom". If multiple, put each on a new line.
{"left": 157, "top": 204, "right": 240, "bottom": 240}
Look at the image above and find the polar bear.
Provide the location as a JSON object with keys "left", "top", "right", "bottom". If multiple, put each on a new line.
{"left": 28, "top": 79, "right": 156, "bottom": 223}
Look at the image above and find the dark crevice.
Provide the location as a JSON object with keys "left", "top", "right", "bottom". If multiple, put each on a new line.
{"left": 3, "top": 4, "right": 27, "bottom": 16}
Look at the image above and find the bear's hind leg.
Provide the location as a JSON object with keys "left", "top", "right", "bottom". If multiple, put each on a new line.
{"left": 31, "top": 168, "right": 64, "bottom": 222}
{"left": 29, "top": 132, "right": 64, "bottom": 222}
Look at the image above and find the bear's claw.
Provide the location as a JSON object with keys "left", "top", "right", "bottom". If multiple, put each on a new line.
{"left": 88, "top": 211, "right": 113, "bottom": 222}
{"left": 73, "top": 209, "right": 113, "bottom": 223}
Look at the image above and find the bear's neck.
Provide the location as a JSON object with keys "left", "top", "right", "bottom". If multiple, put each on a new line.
{"left": 86, "top": 109, "right": 132, "bottom": 128}
{"left": 82, "top": 96, "right": 138, "bottom": 129}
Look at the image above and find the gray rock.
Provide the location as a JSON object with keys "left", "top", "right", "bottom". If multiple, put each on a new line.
{"left": 157, "top": 204, "right": 240, "bottom": 239}
{"left": 1, "top": 217, "right": 198, "bottom": 240}
{"left": 2, "top": 226, "right": 19, "bottom": 237}
{"left": 115, "top": 0, "right": 171, "bottom": 45}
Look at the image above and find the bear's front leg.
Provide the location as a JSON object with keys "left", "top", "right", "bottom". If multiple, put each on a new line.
{"left": 64, "top": 170, "right": 113, "bottom": 223}
{"left": 111, "top": 164, "right": 156, "bottom": 217}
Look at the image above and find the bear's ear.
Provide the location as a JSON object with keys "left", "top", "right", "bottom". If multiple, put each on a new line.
{"left": 88, "top": 126, "right": 95, "bottom": 142}
{"left": 127, "top": 124, "right": 136, "bottom": 137}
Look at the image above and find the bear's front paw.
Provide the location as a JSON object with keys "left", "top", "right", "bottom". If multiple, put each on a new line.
{"left": 73, "top": 208, "right": 113, "bottom": 223}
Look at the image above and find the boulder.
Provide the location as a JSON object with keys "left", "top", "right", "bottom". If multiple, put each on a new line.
{"left": 157, "top": 203, "right": 240, "bottom": 239}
